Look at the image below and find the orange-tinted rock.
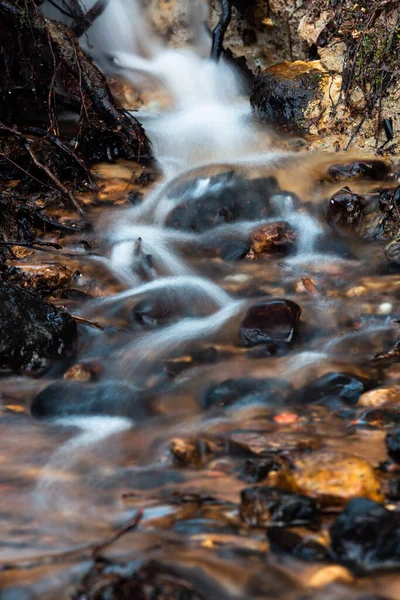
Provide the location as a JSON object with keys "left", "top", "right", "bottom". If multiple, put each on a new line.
{"left": 277, "top": 452, "right": 383, "bottom": 506}
{"left": 248, "top": 221, "right": 296, "bottom": 256}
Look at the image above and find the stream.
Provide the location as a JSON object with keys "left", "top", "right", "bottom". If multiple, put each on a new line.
{"left": 1, "top": 1, "right": 400, "bottom": 598}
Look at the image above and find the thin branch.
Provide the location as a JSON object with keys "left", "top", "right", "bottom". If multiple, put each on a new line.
{"left": 0, "top": 511, "right": 143, "bottom": 572}
{"left": 71, "top": 0, "right": 108, "bottom": 38}
{"left": 0, "top": 123, "right": 83, "bottom": 214}
{"left": 70, "top": 314, "right": 104, "bottom": 330}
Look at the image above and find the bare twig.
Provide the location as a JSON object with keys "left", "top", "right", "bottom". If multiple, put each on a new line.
{"left": 70, "top": 314, "right": 104, "bottom": 330}
{"left": 0, "top": 510, "right": 143, "bottom": 572}
{"left": 71, "top": 0, "right": 108, "bottom": 38}
{"left": 0, "top": 241, "right": 86, "bottom": 259}
{"left": 0, "top": 123, "right": 83, "bottom": 214}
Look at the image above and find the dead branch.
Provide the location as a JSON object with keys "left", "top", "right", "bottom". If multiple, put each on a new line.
{"left": 211, "top": 0, "right": 232, "bottom": 62}
{"left": 0, "top": 510, "right": 143, "bottom": 572}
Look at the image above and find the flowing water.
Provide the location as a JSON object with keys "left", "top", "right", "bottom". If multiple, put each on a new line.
{"left": 1, "top": 1, "right": 400, "bottom": 598}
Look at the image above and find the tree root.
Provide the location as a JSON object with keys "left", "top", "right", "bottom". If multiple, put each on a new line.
{"left": 211, "top": 0, "right": 232, "bottom": 62}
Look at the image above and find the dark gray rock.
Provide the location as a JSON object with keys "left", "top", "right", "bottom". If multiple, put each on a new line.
{"left": 0, "top": 286, "right": 77, "bottom": 371}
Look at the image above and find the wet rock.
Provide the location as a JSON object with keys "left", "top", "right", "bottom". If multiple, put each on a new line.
{"left": 219, "top": 239, "right": 250, "bottom": 262}
{"left": 170, "top": 436, "right": 225, "bottom": 469}
{"left": 248, "top": 221, "right": 296, "bottom": 256}
{"left": 268, "top": 528, "right": 330, "bottom": 562}
{"left": 239, "top": 457, "right": 280, "bottom": 483}
{"left": 60, "top": 288, "right": 93, "bottom": 300}
{"left": 229, "top": 431, "right": 322, "bottom": 457}
{"left": 9, "top": 263, "right": 72, "bottom": 297}
{"left": 239, "top": 299, "right": 301, "bottom": 347}
{"left": 130, "top": 296, "right": 193, "bottom": 329}
{"left": 358, "top": 386, "right": 400, "bottom": 408}
{"left": 63, "top": 360, "right": 103, "bottom": 382}
{"left": 0, "top": 286, "right": 77, "bottom": 371}
{"left": 166, "top": 171, "right": 279, "bottom": 233}
{"left": 203, "top": 377, "right": 291, "bottom": 410}
{"left": 386, "top": 428, "right": 400, "bottom": 463}
{"left": 30, "top": 380, "right": 147, "bottom": 419}
{"left": 327, "top": 161, "right": 392, "bottom": 181}
{"left": 251, "top": 61, "right": 336, "bottom": 133}
{"left": 330, "top": 498, "right": 400, "bottom": 571}
{"left": 356, "top": 408, "right": 400, "bottom": 429}
{"left": 326, "top": 187, "right": 363, "bottom": 229}
{"left": 277, "top": 452, "right": 384, "bottom": 506}
{"left": 246, "top": 342, "right": 279, "bottom": 359}
{"left": 307, "top": 565, "right": 354, "bottom": 587}
{"left": 240, "top": 486, "right": 317, "bottom": 527}
{"left": 292, "top": 372, "right": 376, "bottom": 407}
{"left": 387, "top": 478, "right": 400, "bottom": 500}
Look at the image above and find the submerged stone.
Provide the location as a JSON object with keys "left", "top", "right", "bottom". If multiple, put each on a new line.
{"left": 330, "top": 498, "right": 400, "bottom": 571}
{"left": 219, "top": 239, "right": 250, "bottom": 262}
{"left": 268, "top": 528, "right": 330, "bottom": 562}
{"left": 0, "top": 286, "right": 77, "bottom": 371}
{"left": 31, "top": 380, "right": 147, "bottom": 419}
{"left": 165, "top": 170, "right": 279, "bottom": 233}
{"left": 203, "top": 377, "right": 291, "bottom": 410}
{"left": 239, "top": 299, "right": 301, "bottom": 347}
{"left": 292, "top": 372, "right": 376, "bottom": 406}
{"left": 240, "top": 486, "right": 317, "bottom": 527}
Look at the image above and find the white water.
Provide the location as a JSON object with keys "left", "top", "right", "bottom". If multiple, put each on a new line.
{"left": 33, "top": 0, "right": 346, "bottom": 523}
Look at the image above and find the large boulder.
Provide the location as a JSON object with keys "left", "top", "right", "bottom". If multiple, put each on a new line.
{"left": 0, "top": 286, "right": 77, "bottom": 371}
{"left": 166, "top": 170, "right": 279, "bottom": 232}
{"left": 251, "top": 60, "right": 340, "bottom": 133}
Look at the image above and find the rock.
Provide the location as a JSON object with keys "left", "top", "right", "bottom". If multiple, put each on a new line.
{"left": 387, "top": 478, "right": 400, "bottom": 500}
{"left": 239, "top": 457, "right": 280, "bottom": 483}
{"left": 292, "top": 372, "right": 376, "bottom": 406}
{"left": 9, "top": 263, "right": 72, "bottom": 296}
{"left": 268, "top": 528, "right": 330, "bottom": 563}
{"left": 326, "top": 188, "right": 363, "bottom": 229}
{"left": 248, "top": 221, "right": 296, "bottom": 256}
{"left": 60, "top": 288, "right": 93, "bottom": 300}
{"left": 277, "top": 452, "right": 384, "bottom": 506}
{"left": 307, "top": 565, "right": 354, "bottom": 587}
{"left": 239, "top": 299, "right": 301, "bottom": 347}
{"left": 240, "top": 486, "right": 317, "bottom": 527}
{"left": 386, "top": 428, "right": 400, "bottom": 463}
{"left": 203, "top": 377, "right": 291, "bottom": 410}
{"left": 246, "top": 342, "right": 279, "bottom": 359}
{"left": 30, "top": 380, "right": 147, "bottom": 419}
{"left": 330, "top": 498, "right": 400, "bottom": 571}
{"left": 250, "top": 61, "right": 338, "bottom": 133}
{"left": 327, "top": 161, "right": 391, "bottom": 181}
{"left": 63, "top": 360, "right": 103, "bottom": 382}
{"left": 0, "top": 286, "right": 77, "bottom": 371}
{"left": 166, "top": 171, "right": 279, "bottom": 232}
{"left": 170, "top": 436, "right": 225, "bottom": 469}
{"left": 229, "top": 431, "right": 322, "bottom": 456}
{"left": 130, "top": 297, "right": 185, "bottom": 329}
{"left": 358, "top": 386, "right": 400, "bottom": 408}
{"left": 319, "top": 41, "right": 346, "bottom": 73}
{"left": 356, "top": 408, "right": 400, "bottom": 429}
{"left": 219, "top": 239, "right": 250, "bottom": 262}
